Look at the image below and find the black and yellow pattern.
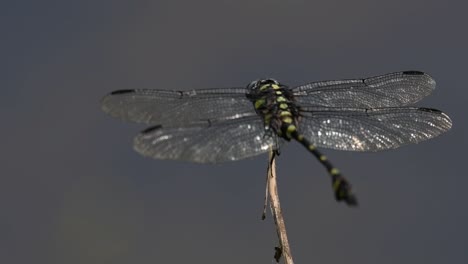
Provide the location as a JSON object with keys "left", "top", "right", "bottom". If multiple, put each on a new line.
{"left": 250, "top": 79, "right": 357, "bottom": 205}
{"left": 292, "top": 129, "right": 357, "bottom": 205}
{"left": 102, "top": 71, "right": 452, "bottom": 206}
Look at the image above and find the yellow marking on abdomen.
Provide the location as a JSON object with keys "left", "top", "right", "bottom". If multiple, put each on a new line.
{"left": 280, "top": 111, "right": 292, "bottom": 116}
{"left": 330, "top": 168, "right": 340, "bottom": 175}
{"left": 308, "top": 145, "right": 316, "bottom": 150}
{"left": 282, "top": 116, "right": 293, "bottom": 123}
{"left": 279, "top": 103, "right": 288, "bottom": 109}
{"left": 272, "top": 84, "right": 280, "bottom": 89}
{"left": 333, "top": 179, "right": 341, "bottom": 190}
{"left": 285, "top": 124, "right": 297, "bottom": 138}
{"left": 276, "top": 96, "right": 287, "bottom": 102}
{"left": 320, "top": 155, "right": 327, "bottom": 161}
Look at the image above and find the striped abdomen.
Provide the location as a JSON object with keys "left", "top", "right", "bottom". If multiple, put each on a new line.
{"left": 248, "top": 79, "right": 357, "bottom": 206}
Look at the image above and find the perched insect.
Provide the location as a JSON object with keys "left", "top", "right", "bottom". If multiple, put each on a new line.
{"left": 101, "top": 71, "right": 452, "bottom": 205}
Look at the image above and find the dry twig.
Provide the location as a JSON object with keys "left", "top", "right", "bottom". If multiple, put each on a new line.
{"left": 265, "top": 149, "right": 294, "bottom": 264}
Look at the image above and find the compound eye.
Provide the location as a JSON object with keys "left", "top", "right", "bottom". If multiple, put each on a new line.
{"left": 265, "top": 79, "right": 279, "bottom": 85}
{"left": 260, "top": 79, "right": 279, "bottom": 85}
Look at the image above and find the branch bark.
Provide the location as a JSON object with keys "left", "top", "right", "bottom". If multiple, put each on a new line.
{"left": 267, "top": 149, "right": 294, "bottom": 264}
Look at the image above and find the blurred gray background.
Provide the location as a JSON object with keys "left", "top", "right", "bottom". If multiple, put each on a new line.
{"left": 1, "top": 0, "right": 467, "bottom": 263}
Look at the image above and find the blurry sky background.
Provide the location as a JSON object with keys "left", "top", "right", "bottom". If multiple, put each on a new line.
{"left": 1, "top": 0, "right": 467, "bottom": 263}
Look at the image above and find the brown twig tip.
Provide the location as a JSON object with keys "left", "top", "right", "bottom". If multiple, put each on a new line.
{"left": 267, "top": 149, "right": 294, "bottom": 264}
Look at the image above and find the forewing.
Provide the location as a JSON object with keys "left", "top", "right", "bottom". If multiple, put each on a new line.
{"left": 297, "top": 107, "right": 452, "bottom": 151}
{"left": 293, "top": 71, "right": 435, "bottom": 108}
{"left": 134, "top": 115, "right": 276, "bottom": 163}
{"left": 101, "top": 88, "right": 254, "bottom": 125}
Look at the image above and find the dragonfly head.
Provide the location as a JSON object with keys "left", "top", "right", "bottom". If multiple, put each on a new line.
{"left": 246, "top": 79, "right": 280, "bottom": 91}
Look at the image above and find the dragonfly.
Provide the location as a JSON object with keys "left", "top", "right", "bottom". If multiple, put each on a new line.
{"left": 101, "top": 71, "right": 452, "bottom": 206}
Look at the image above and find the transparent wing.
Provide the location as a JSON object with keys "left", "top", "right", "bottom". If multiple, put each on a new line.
{"left": 297, "top": 107, "right": 452, "bottom": 151}
{"left": 101, "top": 88, "right": 254, "bottom": 125}
{"left": 292, "top": 71, "right": 436, "bottom": 108}
{"left": 134, "top": 115, "right": 278, "bottom": 163}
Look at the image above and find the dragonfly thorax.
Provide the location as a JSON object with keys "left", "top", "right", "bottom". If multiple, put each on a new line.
{"left": 246, "top": 79, "right": 299, "bottom": 140}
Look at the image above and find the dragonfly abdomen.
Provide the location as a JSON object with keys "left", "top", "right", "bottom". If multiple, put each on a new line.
{"left": 290, "top": 129, "right": 358, "bottom": 206}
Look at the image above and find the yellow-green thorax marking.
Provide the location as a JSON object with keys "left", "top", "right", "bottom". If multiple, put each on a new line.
{"left": 248, "top": 79, "right": 299, "bottom": 140}
{"left": 247, "top": 78, "right": 357, "bottom": 206}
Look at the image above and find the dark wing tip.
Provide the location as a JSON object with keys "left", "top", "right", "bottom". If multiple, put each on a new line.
{"left": 110, "top": 89, "right": 135, "bottom": 95}
{"left": 100, "top": 90, "right": 135, "bottom": 115}
{"left": 141, "top": 125, "right": 163, "bottom": 134}
{"left": 418, "top": 107, "right": 443, "bottom": 114}
{"left": 402, "top": 70, "right": 425, "bottom": 75}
